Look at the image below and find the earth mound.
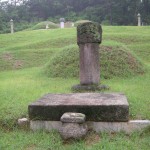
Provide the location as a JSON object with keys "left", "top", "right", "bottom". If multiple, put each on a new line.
{"left": 44, "top": 45, "right": 144, "bottom": 79}
{"left": 32, "top": 21, "right": 59, "bottom": 30}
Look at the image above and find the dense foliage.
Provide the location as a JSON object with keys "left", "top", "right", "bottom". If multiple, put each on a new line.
{"left": 0, "top": 0, "right": 150, "bottom": 33}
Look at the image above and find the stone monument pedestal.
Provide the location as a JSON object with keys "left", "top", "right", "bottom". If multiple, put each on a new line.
{"left": 29, "top": 93, "right": 129, "bottom": 122}
{"left": 72, "top": 84, "right": 109, "bottom": 92}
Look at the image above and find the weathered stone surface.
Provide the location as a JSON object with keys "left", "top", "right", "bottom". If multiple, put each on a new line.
{"left": 88, "top": 120, "right": 150, "bottom": 133}
{"left": 28, "top": 93, "right": 129, "bottom": 122}
{"left": 79, "top": 43, "right": 100, "bottom": 85}
{"left": 30, "top": 121, "right": 62, "bottom": 131}
{"left": 60, "top": 18, "right": 65, "bottom": 22}
{"left": 59, "top": 123, "right": 88, "bottom": 140}
{"left": 18, "top": 118, "right": 29, "bottom": 128}
{"left": 10, "top": 19, "right": 14, "bottom": 34}
{"left": 76, "top": 22, "right": 102, "bottom": 86}
{"left": 137, "top": 13, "right": 141, "bottom": 26}
{"left": 61, "top": 113, "right": 86, "bottom": 123}
{"left": 77, "top": 22, "right": 102, "bottom": 44}
{"left": 30, "top": 120, "right": 150, "bottom": 134}
{"left": 72, "top": 84, "right": 109, "bottom": 92}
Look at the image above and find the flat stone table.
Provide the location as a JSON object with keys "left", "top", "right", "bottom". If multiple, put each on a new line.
{"left": 29, "top": 93, "right": 129, "bottom": 122}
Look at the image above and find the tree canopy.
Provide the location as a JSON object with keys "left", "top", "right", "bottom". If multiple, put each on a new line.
{"left": 0, "top": 0, "right": 150, "bottom": 33}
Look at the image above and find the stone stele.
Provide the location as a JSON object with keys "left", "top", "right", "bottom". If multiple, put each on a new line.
{"left": 77, "top": 22, "right": 102, "bottom": 86}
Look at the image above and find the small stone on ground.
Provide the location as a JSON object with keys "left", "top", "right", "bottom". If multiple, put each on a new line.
{"left": 18, "top": 118, "right": 29, "bottom": 127}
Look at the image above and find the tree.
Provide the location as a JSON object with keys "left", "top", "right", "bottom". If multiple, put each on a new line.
{"left": 0, "top": 0, "right": 150, "bottom": 33}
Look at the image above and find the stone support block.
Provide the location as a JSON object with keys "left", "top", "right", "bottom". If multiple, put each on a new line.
{"left": 30, "top": 120, "right": 150, "bottom": 134}
{"left": 28, "top": 93, "right": 129, "bottom": 122}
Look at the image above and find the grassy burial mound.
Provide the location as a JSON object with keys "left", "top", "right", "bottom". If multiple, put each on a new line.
{"left": 0, "top": 29, "right": 76, "bottom": 71}
{"left": 45, "top": 44, "right": 144, "bottom": 79}
{"left": 31, "top": 21, "right": 59, "bottom": 30}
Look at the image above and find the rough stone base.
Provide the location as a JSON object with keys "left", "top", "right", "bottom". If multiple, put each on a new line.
{"left": 30, "top": 120, "right": 150, "bottom": 134}
{"left": 59, "top": 123, "right": 88, "bottom": 140}
{"left": 71, "top": 84, "right": 109, "bottom": 92}
{"left": 87, "top": 120, "right": 150, "bottom": 133}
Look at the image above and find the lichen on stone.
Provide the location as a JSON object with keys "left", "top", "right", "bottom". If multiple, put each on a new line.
{"left": 77, "top": 22, "right": 102, "bottom": 44}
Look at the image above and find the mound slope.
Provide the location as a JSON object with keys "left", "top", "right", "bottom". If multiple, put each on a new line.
{"left": 45, "top": 45, "right": 144, "bottom": 79}
{"left": 32, "top": 21, "right": 59, "bottom": 30}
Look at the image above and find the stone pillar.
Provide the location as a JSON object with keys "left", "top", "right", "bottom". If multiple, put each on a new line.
{"left": 10, "top": 19, "right": 14, "bottom": 34}
{"left": 46, "top": 24, "right": 49, "bottom": 29}
{"left": 77, "top": 22, "right": 102, "bottom": 85}
{"left": 137, "top": 13, "right": 141, "bottom": 26}
{"left": 60, "top": 18, "right": 65, "bottom": 29}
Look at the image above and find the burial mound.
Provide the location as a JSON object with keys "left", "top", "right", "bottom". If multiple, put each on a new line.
{"left": 45, "top": 45, "right": 144, "bottom": 79}
{"left": 32, "top": 21, "right": 59, "bottom": 30}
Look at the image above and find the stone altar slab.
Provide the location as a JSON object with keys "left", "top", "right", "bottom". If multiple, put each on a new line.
{"left": 28, "top": 93, "right": 129, "bottom": 122}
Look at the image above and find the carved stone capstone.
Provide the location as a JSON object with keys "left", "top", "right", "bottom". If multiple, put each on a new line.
{"left": 77, "top": 22, "right": 102, "bottom": 45}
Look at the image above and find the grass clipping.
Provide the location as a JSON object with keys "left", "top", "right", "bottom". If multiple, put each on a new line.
{"left": 45, "top": 45, "right": 144, "bottom": 79}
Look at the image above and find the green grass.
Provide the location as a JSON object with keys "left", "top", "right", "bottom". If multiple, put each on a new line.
{"left": 0, "top": 29, "right": 76, "bottom": 71}
{"left": 31, "top": 21, "right": 59, "bottom": 30}
{"left": 0, "top": 26, "right": 150, "bottom": 149}
{"left": 0, "top": 129, "right": 150, "bottom": 150}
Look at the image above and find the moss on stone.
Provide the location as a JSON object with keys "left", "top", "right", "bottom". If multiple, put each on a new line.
{"left": 77, "top": 22, "right": 102, "bottom": 44}
{"left": 74, "top": 20, "right": 91, "bottom": 27}
{"left": 71, "top": 84, "right": 109, "bottom": 92}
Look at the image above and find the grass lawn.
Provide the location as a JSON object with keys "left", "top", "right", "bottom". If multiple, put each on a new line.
{"left": 0, "top": 26, "right": 150, "bottom": 149}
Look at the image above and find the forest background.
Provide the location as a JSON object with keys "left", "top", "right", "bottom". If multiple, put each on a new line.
{"left": 0, "top": 0, "right": 150, "bottom": 33}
